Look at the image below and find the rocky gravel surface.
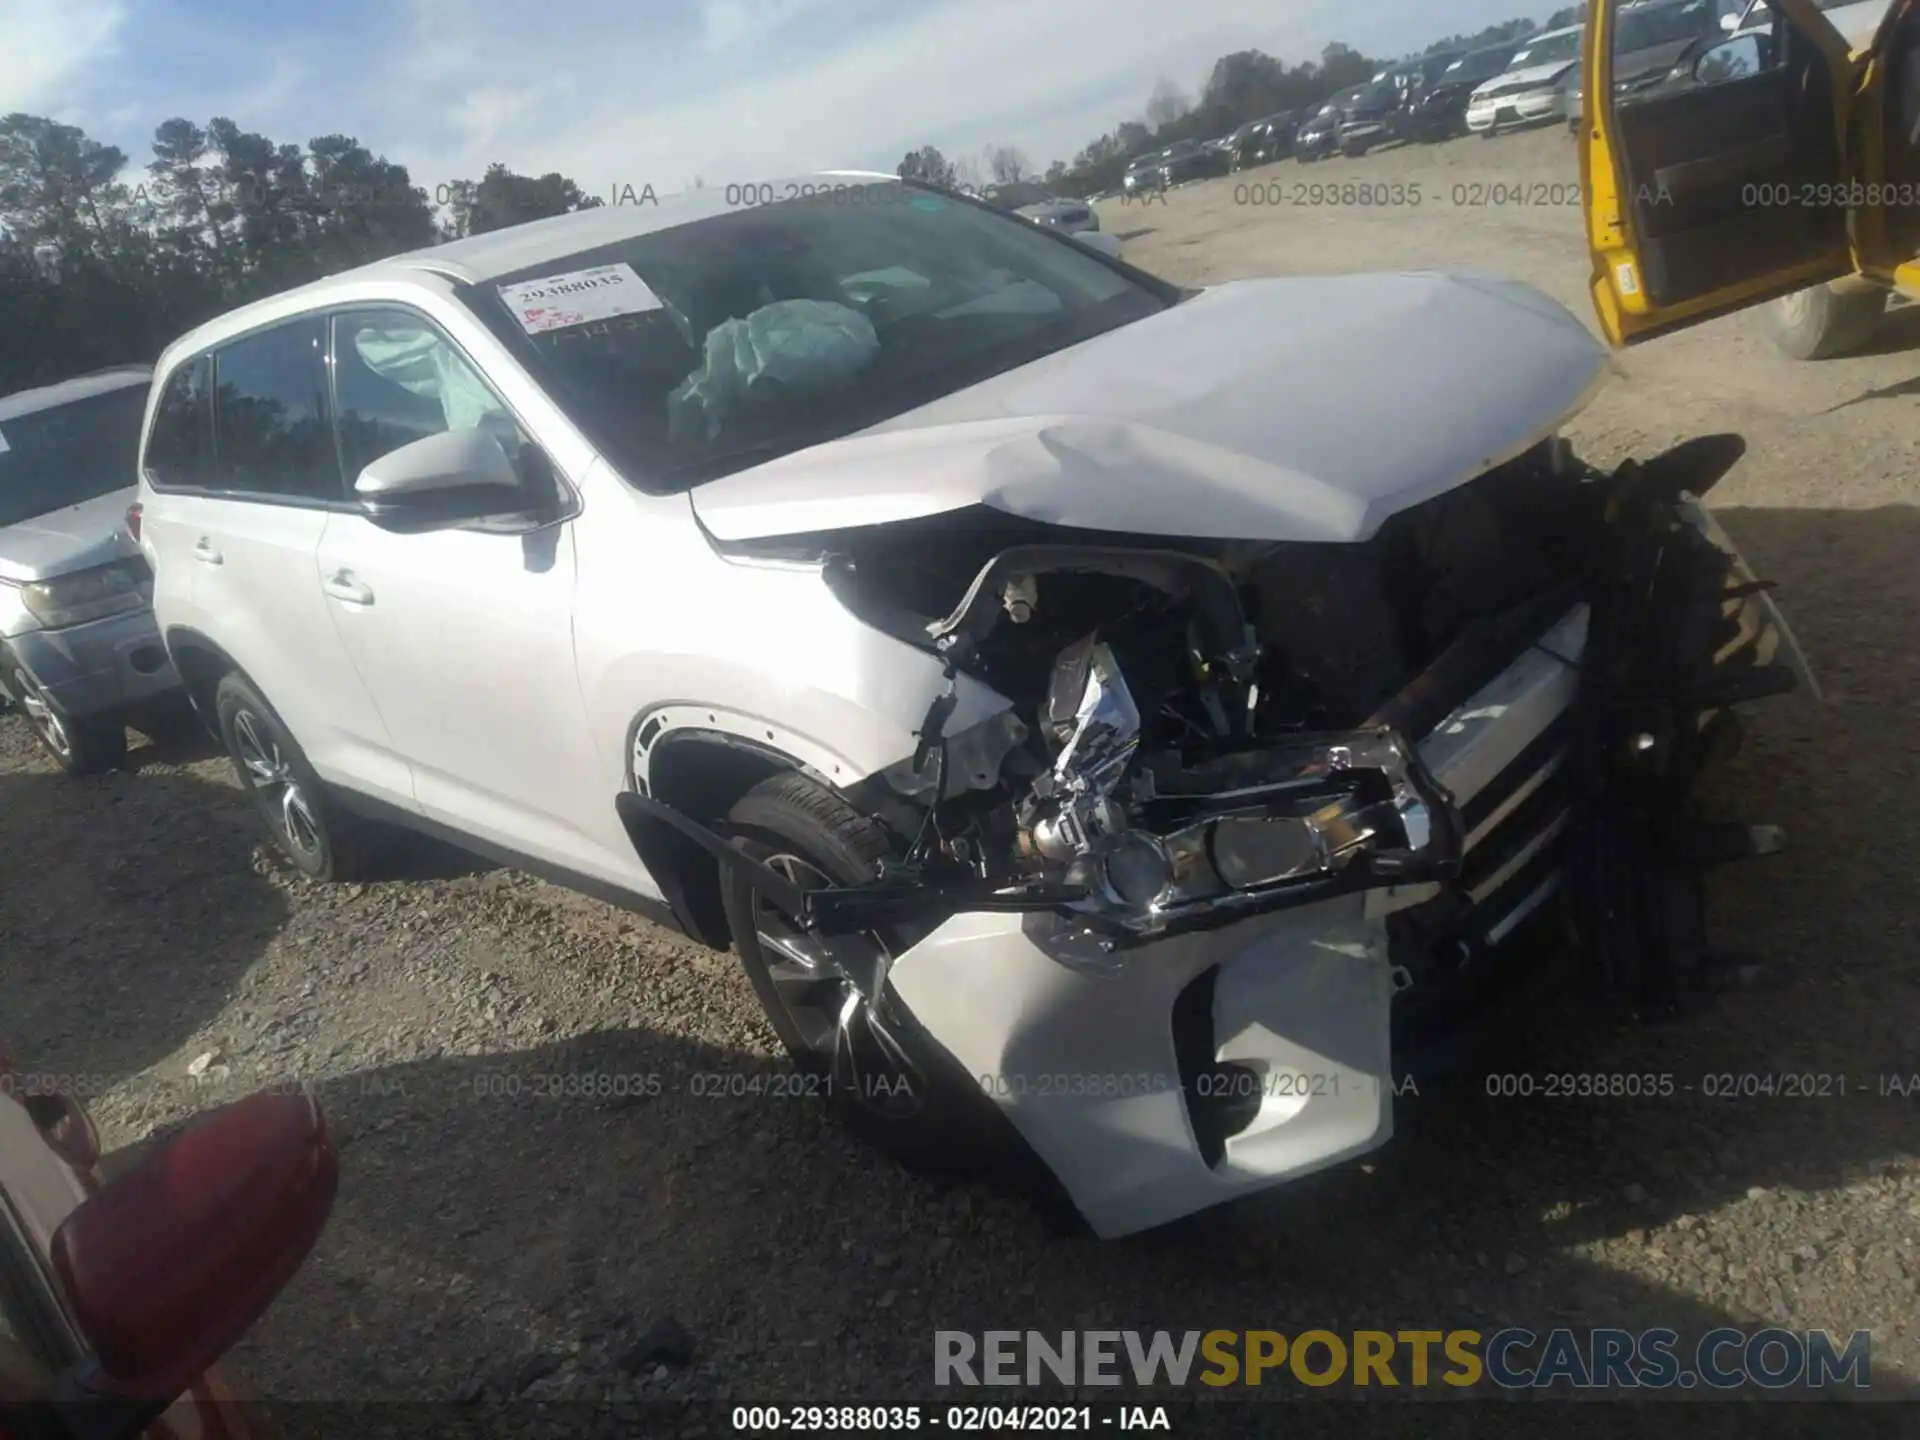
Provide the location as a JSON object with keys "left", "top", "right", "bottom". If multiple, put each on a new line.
{"left": 3, "top": 122, "right": 1918, "bottom": 1427}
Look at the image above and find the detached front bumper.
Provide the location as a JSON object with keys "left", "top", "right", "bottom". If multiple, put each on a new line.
{"left": 4, "top": 607, "right": 180, "bottom": 720}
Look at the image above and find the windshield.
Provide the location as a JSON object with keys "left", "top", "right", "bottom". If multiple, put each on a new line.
{"left": 467, "top": 186, "right": 1168, "bottom": 492}
{"left": 1511, "top": 29, "right": 1584, "bottom": 66}
{"left": 0, "top": 384, "right": 148, "bottom": 528}
{"left": 1617, "top": 0, "right": 1719, "bottom": 50}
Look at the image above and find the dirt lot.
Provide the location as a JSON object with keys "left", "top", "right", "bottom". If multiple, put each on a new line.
{"left": 4, "top": 122, "right": 1919, "bottom": 1419}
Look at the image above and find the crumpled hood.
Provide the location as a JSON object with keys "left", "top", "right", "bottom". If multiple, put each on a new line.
{"left": 690, "top": 273, "right": 1611, "bottom": 546}
{"left": 0, "top": 490, "right": 139, "bottom": 585}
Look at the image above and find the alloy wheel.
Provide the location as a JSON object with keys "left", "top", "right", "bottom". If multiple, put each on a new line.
{"left": 751, "top": 852, "right": 925, "bottom": 1119}
{"left": 231, "top": 707, "right": 323, "bottom": 860}
{"left": 12, "top": 669, "right": 71, "bottom": 760}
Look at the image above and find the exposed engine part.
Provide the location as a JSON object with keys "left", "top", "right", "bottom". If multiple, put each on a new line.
{"left": 1017, "top": 638, "right": 1142, "bottom": 863}
{"left": 924, "top": 544, "right": 1259, "bottom": 681}
{"left": 881, "top": 705, "right": 1032, "bottom": 802}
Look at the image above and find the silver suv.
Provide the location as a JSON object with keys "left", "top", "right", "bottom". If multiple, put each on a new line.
{"left": 137, "top": 175, "right": 1804, "bottom": 1236}
{"left": 0, "top": 367, "right": 182, "bottom": 773}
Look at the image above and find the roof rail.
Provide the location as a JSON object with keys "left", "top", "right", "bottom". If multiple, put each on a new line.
{"left": 71, "top": 363, "right": 153, "bottom": 380}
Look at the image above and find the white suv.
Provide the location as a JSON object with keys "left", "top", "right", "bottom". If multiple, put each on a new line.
{"left": 137, "top": 175, "right": 1805, "bottom": 1237}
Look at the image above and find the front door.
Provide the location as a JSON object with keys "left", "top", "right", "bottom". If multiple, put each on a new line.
{"left": 1581, "top": 0, "right": 1860, "bottom": 342}
{"left": 314, "top": 308, "right": 620, "bottom": 887}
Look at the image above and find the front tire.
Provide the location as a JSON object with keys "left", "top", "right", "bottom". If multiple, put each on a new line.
{"left": 2, "top": 661, "right": 126, "bottom": 775}
{"left": 720, "top": 771, "right": 1061, "bottom": 1198}
{"left": 1763, "top": 283, "right": 1887, "bottom": 360}
{"left": 213, "top": 673, "right": 384, "bottom": 881}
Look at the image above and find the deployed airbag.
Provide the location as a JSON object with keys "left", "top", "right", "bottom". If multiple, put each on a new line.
{"left": 669, "top": 299, "right": 880, "bottom": 444}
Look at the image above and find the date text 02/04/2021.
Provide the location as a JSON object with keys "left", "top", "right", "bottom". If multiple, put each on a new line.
{"left": 729, "top": 1405, "right": 1172, "bottom": 1432}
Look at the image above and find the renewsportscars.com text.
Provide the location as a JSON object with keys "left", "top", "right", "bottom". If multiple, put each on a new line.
{"left": 934, "top": 1328, "right": 1872, "bottom": 1391}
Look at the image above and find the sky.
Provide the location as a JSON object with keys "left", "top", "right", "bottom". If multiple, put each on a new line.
{"left": 2, "top": 0, "right": 1541, "bottom": 198}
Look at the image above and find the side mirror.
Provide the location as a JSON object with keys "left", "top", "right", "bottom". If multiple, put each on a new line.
{"left": 1072, "top": 230, "right": 1124, "bottom": 261}
{"left": 50, "top": 1090, "right": 336, "bottom": 1427}
{"left": 353, "top": 427, "right": 531, "bottom": 533}
{"left": 1693, "top": 31, "right": 1766, "bottom": 83}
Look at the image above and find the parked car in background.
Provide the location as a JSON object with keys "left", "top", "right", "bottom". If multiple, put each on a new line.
{"left": 1338, "top": 73, "right": 1414, "bottom": 156}
{"left": 1156, "top": 138, "right": 1232, "bottom": 186}
{"left": 1466, "top": 23, "right": 1586, "bottom": 135}
{"left": 0, "top": 367, "right": 185, "bottom": 774}
{"left": 1229, "top": 112, "right": 1296, "bottom": 169}
{"left": 1121, "top": 150, "right": 1166, "bottom": 195}
{"left": 1564, "top": 0, "right": 1729, "bottom": 131}
{"left": 1015, "top": 197, "right": 1100, "bottom": 235}
{"left": 0, "top": 1053, "right": 336, "bottom": 1432}
{"left": 135, "top": 173, "right": 1800, "bottom": 1238}
{"left": 1340, "top": 50, "right": 1468, "bottom": 154}
{"left": 1406, "top": 41, "right": 1525, "bottom": 139}
{"left": 1580, "top": 0, "right": 1907, "bottom": 359}
{"left": 1296, "top": 87, "right": 1366, "bottom": 161}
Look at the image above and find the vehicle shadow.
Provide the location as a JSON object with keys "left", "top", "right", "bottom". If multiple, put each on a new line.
{"left": 228, "top": 508, "right": 1920, "bottom": 1405}
{"left": 1835, "top": 299, "right": 1920, "bottom": 365}
{"left": 0, "top": 758, "right": 289, "bottom": 1092}
{"left": 124, "top": 714, "right": 224, "bottom": 770}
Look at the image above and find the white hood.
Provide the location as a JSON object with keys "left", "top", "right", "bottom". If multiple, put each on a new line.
{"left": 1471, "top": 58, "right": 1577, "bottom": 98}
{"left": 0, "top": 489, "right": 140, "bottom": 584}
{"left": 690, "top": 272, "right": 1610, "bottom": 546}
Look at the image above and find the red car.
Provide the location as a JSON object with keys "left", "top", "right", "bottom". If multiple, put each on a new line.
{"left": 0, "top": 1047, "right": 336, "bottom": 1439}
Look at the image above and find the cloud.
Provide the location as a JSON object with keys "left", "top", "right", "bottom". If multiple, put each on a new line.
{"left": 52, "top": 0, "right": 1531, "bottom": 195}
{"left": 0, "top": 0, "right": 125, "bottom": 117}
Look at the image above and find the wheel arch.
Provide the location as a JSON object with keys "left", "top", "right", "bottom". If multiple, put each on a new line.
{"left": 163, "top": 625, "right": 247, "bottom": 736}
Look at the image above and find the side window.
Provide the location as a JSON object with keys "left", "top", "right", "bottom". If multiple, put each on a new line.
{"left": 144, "top": 354, "right": 215, "bottom": 490}
{"left": 212, "top": 317, "right": 341, "bottom": 502}
{"left": 1695, "top": 30, "right": 1771, "bottom": 82}
{"left": 331, "top": 309, "right": 519, "bottom": 484}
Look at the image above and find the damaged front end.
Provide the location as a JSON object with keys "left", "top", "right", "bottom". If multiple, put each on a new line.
{"left": 624, "top": 429, "right": 1805, "bottom": 1027}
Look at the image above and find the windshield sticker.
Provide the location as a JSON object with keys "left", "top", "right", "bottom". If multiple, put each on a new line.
{"left": 0, "top": 426, "right": 9, "bottom": 454}
{"left": 908, "top": 195, "right": 948, "bottom": 212}
{"left": 497, "top": 262, "right": 665, "bottom": 335}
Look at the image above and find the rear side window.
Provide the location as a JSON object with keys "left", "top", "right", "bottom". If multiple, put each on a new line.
{"left": 212, "top": 318, "right": 341, "bottom": 502}
{"left": 144, "top": 355, "right": 214, "bottom": 490}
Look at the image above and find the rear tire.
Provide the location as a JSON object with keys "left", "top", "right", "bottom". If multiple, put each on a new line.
{"left": 719, "top": 771, "right": 1088, "bottom": 1230}
{"left": 1, "top": 661, "right": 126, "bottom": 776}
{"left": 213, "top": 673, "right": 387, "bottom": 881}
{"left": 1763, "top": 283, "right": 1887, "bottom": 361}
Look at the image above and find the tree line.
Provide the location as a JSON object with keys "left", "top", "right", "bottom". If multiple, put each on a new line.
{"left": 0, "top": 113, "right": 603, "bottom": 393}
{"left": 3, "top": 9, "right": 1586, "bottom": 395}
{"left": 899, "top": 10, "right": 1584, "bottom": 198}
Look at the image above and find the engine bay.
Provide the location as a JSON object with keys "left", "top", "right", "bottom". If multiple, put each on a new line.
{"left": 753, "top": 437, "right": 1623, "bottom": 945}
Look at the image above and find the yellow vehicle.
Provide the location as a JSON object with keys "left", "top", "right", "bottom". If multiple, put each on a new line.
{"left": 1582, "top": 0, "right": 1918, "bottom": 357}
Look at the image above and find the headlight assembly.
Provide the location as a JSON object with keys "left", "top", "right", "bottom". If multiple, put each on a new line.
{"left": 21, "top": 559, "right": 149, "bottom": 629}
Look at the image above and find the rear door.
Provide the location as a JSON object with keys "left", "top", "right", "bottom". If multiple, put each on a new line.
{"left": 189, "top": 318, "right": 413, "bottom": 806}
{"left": 1581, "top": 0, "right": 1860, "bottom": 342}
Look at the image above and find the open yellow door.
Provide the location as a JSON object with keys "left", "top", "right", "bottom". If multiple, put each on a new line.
{"left": 1581, "top": 0, "right": 1861, "bottom": 344}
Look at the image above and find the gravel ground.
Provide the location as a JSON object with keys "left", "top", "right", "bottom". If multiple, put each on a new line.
{"left": 4, "top": 121, "right": 1919, "bottom": 1422}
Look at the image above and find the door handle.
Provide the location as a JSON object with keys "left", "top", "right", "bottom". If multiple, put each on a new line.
{"left": 193, "top": 538, "right": 223, "bottom": 565}
{"left": 322, "top": 570, "right": 375, "bottom": 606}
